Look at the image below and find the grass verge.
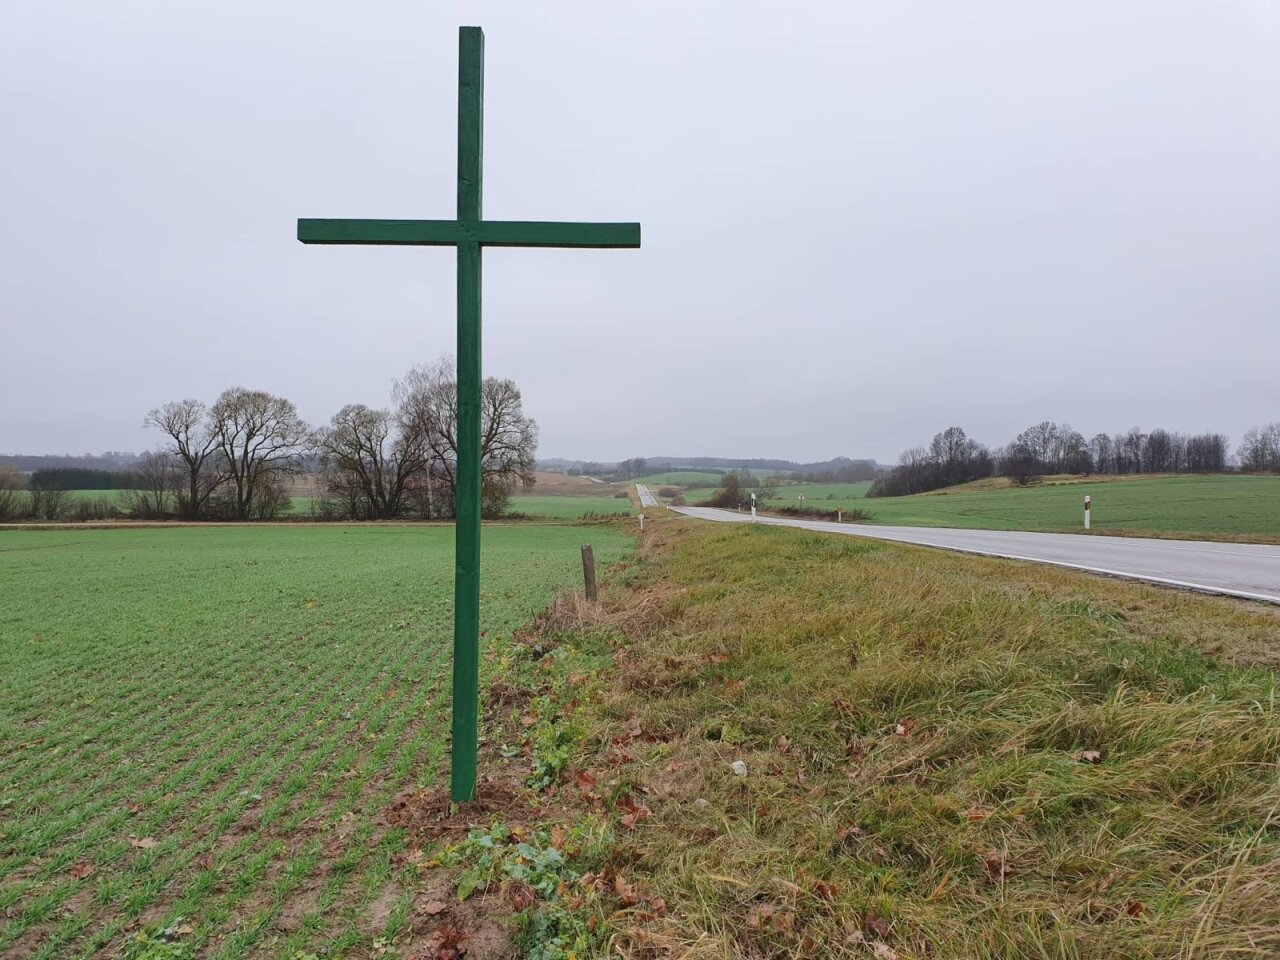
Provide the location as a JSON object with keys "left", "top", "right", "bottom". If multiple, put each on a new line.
{"left": 551, "top": 516, "right": 1280, "bottom": 958}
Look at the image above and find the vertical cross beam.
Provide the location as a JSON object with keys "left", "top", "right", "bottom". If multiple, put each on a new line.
{"left": 451, "top": 26, "right": 484, "bottom": 803}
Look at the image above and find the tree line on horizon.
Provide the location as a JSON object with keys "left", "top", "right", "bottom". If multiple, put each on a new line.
{"left": 869, "top": 421, "right": 1279, "bottom": 497}
{"left": 0, "top": 360, "right": 538, "bottom": 523}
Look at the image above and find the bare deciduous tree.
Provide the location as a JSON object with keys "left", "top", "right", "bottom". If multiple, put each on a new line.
{"left": 314, "top": 404, "right": 429, "bottom": 519}
{"left": 210, "top": 388, "right": 309, "bottom": 520}
{"left": 1185, "top": 433, "right": 1229, "bottom": 472}
{"left": 125, "top": 450, "right": 180, "bottom": 518}
{"left": 1089, "top": 433, "right": 1114, "bottom": 474}
{"left": 0, "top": 466, "right": 23, "bottom": 521}
{"left": 396, "top": 359, "right": 538, "bottom": 519}
{"left": 146, "top": 399, "right": 221, "bottom": 518}
{"left": 27, "top": 472, "right": 66, "bottom": 521}
{"left": 1238, "top": 423, "right": 1280, "bottom": 472}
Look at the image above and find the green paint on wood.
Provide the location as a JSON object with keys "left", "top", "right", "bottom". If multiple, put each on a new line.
{"left": 297, "top": 218, "right": 640, "bottom": 248}
{"left": 452, "top": 24, "right": 485, "bottom": 806}
{"left": 297, "top": 25, "right": 640, "bottom": 803}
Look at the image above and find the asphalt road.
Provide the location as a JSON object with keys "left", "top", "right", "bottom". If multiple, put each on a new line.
{"left": 674, "top": 506, "right": 1280, "bottom": 605}
{"left": 635, "top": 484, "right": 658, "bottom": 507}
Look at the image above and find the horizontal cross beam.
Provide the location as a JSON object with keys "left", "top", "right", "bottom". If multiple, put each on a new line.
{"left": 298, "top": 218, "right": 640, "bottom": 249}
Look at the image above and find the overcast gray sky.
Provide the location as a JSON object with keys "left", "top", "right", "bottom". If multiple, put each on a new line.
{"left": 2, "top": 1, "right": 1277, "bottom": 464}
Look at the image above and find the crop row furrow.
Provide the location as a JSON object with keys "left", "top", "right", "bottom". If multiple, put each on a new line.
{"left": 0, "top": 643, "right": 371, "bottom": 876}
{"left": 0, "top": 662, "right": 383, "bottom": 951}
{"left": 53, "top": 651, "right": 439, "bottom": 959}
{"left": 0, "top": 635, "right": 319, "bottom": 799}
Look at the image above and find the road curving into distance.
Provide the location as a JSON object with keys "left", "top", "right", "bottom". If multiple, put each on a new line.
{"left": 673, "top": 506, "right": 1280, "bottom": 605}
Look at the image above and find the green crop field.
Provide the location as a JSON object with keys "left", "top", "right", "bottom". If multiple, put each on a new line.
{"left": 506, "top": 495, "right": 633, "bottom": 519}
{"left": 284, "top": 496, "right": 323, "bottom": 517}
{"left": 0, "top": 523, "right": 631, "bottom": 959}
{"left": 64, "top": 489, "right": 136, "bottom": 503}
{"left": 628, "top": 471, "right": 725, "bottom": 487}
{"left": 635, "top": 469, "right": 786, "bottom": 487}
{"left": 684, "top": 480, "right": 873, "bottom": 505}
{"left": 752, "top": 474, "right": 1280, "bottom": 536}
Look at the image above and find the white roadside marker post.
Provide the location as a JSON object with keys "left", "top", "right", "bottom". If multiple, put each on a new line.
{"left": 837, "top": 508, "right": 842, "bottom": 523}
{"left": 1084, "top": 495, "right": 1092, "bottom": 530}
{"left": 639, "top": 513, "right": 644, "bottom": 531}
{"left": 750, "top": 493, "right": 757, "bottom": 523}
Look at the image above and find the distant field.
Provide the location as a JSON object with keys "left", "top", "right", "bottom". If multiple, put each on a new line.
{"left": 760, "top": 481, "right": 873, "bottom": 502}
{"left": 684, "top": 480, "right": 873, "bottom": 505}
{"left": 285, "top": 495, "right": 323, "bottom": 516}
{"left": 527, "top": 471, "right": 627, "bottom": 495}
{"left": 506, "top": 495, "right": 633, "bottom": 518}
{"left": 0, "top": 524, "right": 633, "bottom": 958}
{"left": 630, "top": 471, "right": 726, "bottom": 487}
{"left": 792, "top": 474, "right": 1280, "bottom": 537}
{"left": 61, "top": 489, "right": 136, "bottom": 504}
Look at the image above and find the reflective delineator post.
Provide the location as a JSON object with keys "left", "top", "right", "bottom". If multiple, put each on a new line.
{"left": 1084, "top": 495, "right": 1092, "bottom": 530}
{"left": 750, "top": 493, "right": 757, "bottom": 523}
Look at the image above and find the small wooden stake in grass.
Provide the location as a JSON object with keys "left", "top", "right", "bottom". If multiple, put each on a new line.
{"left": 581, "top": 544, "right": 598, "bottom": 602}
{"left": 298, "top": 26, "right": 640, "bottom": 803}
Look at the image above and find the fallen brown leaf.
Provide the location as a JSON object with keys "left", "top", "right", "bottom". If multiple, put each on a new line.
{"left": 414, "top": 922, "right": 470, "bottom": 960}
{"left": 864, "top": 912, "right": 891, "bottom": 938}
{"left": 617, "top": 794, "right": 651, "bottom": 829}
{"left": 982, "top": 850, "right": 1013, "bottom": 878}
{"left": 614, "top": 874, "right": 639, "bottom": 905}
{"left": 814, "top": 881, "right": 839, "bottom": 901}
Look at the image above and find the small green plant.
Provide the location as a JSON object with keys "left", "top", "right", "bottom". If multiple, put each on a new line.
{"left": 515, "top": 901, "right": 593, "bottom": 960}
{"left": 444, "top": 824, "right": 574, "bottom": 901}
{"left": 120, "top": 919, "right": 194, "bottom": 960}
{"left": 525, "top": 695, "right": 584, "bottom": 791}
{"left": 441, "top": 823, "right": 607, "bottom": 960}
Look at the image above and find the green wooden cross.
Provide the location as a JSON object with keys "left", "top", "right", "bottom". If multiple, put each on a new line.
{"left": 298, "top": 26, "right": 640, "bottom": 803}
